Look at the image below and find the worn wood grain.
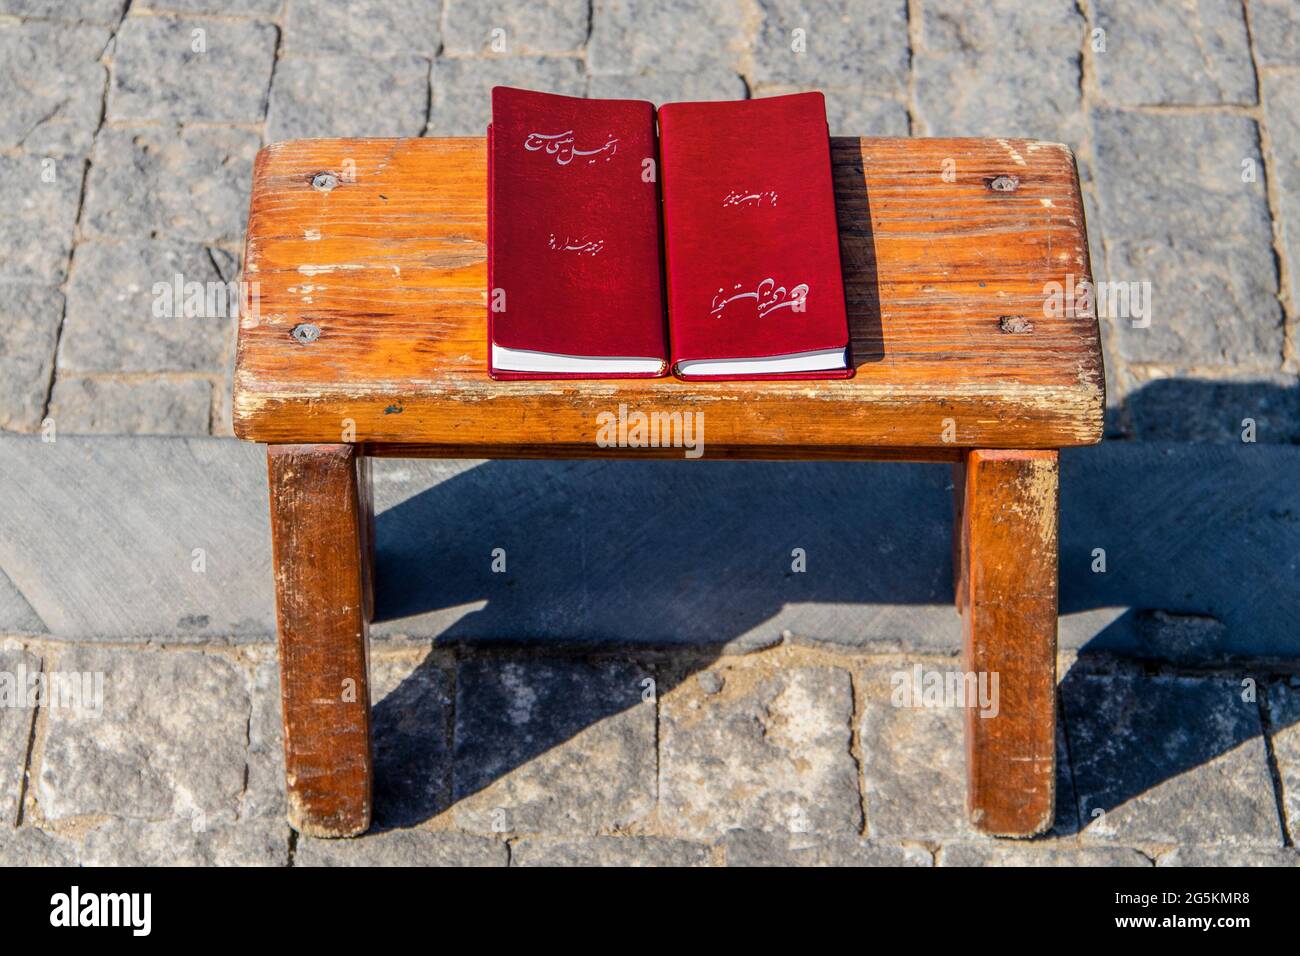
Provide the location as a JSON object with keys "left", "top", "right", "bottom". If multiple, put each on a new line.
{"left": 959, "top": 449, "right": 1059, "bottom": 836}
{"left": 267, "top": 444, "right": 373, "bottom": 837}
{"left": 233, "top": 137, "right": 1103, "bottom": 453}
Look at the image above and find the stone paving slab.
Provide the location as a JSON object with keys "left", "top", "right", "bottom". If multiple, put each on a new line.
{"left": 512, "top": 835, "right": 711, "bottom": 867}
{"left": 1092, "top": 0, "right": 1255, "bottom": 106}
{"left": 1263, "top": 72, "right": 1300, "bottom": 336}
{"left": 0, "top": 437, "right": 273, "bottom": 640}
{"left": 937, "top": 844, "right": 1151, "bottom": 867}
{"left": 660, "top": 663, "right": 860, "bottom": 839}
{"left": 914, "top": 0, "right": 1084, "bottom": 143}
{"left": 0, "top": 284, "right": 63, "bottom": 433}
{"left": 79, "top": 817, "right": 289, "bottom": 866}
{"left": 59, "top": 240, "right": 237, "bottom": 376}
{"left": 283, "top": 0, "right": 441, "bottom": 57}
{"left": 295, "top": 829, "right": 506, "bottom": 867}
{"left": 82, "top": 124, "right": 260, "bottom": 245}
{"left": 0, "top": 153, "right": 83, "bottom": 285}
{"left": 451, "top": 658, "right": 655, "bottom": 835}
{"left": 107, "top": 15, "right": 278, "bottom": 123}
{"left": 751, "top": 0, "right": 909, "bottom": 96}
{"left": 0, "top": 21, "right": 109, "bottom": 157}
{"left": 1092, "top": 109, "right": 1281, "bottom": 370}
{"left": 3, "top": 635, "right": 1295, "bottom": 865}
{"left": 720, "top": 830, "right": 930, "bottom": 866}
{"left": 371, "top": 654, "right": 451, "bottom": 828}
{"left": 36, "top": 646, "right": 250, "bottom": 822}
{"left": 0, "top": 647, "right": 40, "bottom": 825}
{"left": 267, "top": 55, "right": 431, "bottom": 142}
{"left": 858, "top": 657, "right": 1077, "bottom": 840}
{"left": 0, "top": 826, "right": 77, "bottom": 867}
{"left": 242, "top": 654, "right": 285, "bottom": 821}
{"left": 1064, "top": 670, "right": 1281, "bottom": 847}
{"left": 588, "top": 0, "right": 750, "bottom": 76}
{"left": 443, "top": 0, "right": 589, "bottom": 56}
{"left": 48, "top": 377, "right": 213, "bottom": 435}
{"left": 1251, "top": 0, "right": 1300, "bottom": 67}
{"left": 1158, "top": 846, "right": 1300, "bottom": 867}
{"left": 2, "top": 439, "right": 1300, "bottom": 661}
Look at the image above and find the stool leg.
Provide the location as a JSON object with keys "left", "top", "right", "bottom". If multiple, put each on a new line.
{"left": 957, "top": 449, "right": 1058, "bottom": 836}
{"left": 267, "top": 444, "right": 373, "bottom": 837}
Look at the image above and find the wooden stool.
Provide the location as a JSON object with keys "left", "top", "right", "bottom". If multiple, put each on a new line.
{"left": 233, "top": 136, "right": 1103, "bottom": 838}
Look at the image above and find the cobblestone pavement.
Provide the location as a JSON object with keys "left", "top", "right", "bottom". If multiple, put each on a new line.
{"left": 2, "top": 638, "right": 1297, "bottom": 866}
{"left": 0, "top": 0, "right": 1297, "bottom": 438}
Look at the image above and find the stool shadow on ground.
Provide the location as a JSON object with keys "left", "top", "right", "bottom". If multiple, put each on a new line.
{"left": 367, "top": 377, "right": 1300, "bottom": 834}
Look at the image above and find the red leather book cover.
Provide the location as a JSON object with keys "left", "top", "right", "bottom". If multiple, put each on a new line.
{"left": 658, "top": 92, "right": 852, "bottom": 380}
{"left": 488, "top": 87, "right": 668, "bottom": 379}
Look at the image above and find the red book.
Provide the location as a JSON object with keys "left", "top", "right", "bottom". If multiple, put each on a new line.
{"left": 488, "top": 87, "right": 668, "bottom": 378}
{"left": 659, "top": 92, "right": 851, "bottom": 379}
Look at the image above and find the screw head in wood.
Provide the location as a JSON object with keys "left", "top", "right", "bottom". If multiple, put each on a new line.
{"left": 291, "top": 322, "right": 321, "bottom": 344}
{"left": 988, "top": 175, "right": 1020, "bottom": 192}
{"left": 311, "top": 172, "right": 339, "bottom": 191}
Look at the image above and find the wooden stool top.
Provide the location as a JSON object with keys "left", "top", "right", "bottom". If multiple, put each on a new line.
{"left": 233, "top": 137, "right": 1103, "bottom": 459}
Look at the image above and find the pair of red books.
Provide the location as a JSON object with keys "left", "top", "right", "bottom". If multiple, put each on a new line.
{"left": 487, "top": 88, "right": 852, "bottom": 381}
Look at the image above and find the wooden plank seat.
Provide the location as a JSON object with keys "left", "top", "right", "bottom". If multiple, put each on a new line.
{"left": 234, "top": 136, "right": 1104, "bottom": 839}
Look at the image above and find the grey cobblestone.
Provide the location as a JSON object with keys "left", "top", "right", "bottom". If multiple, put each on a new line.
{"left": 0, "top": 827, "right": 77, "bottom": 867}
{"left": 36, "top": 647, "right": 249, "bottom": 821}
{"left": 1092, "top": 109, "right": 1281, "bottom": 368}
{"left": 1092, "top": 0, "right": 1255, "bottom": 105}
{"left": 295, "top": 829, "right": 507, "bottom": 866}
{"left": 82, "top": 125, "right": 261, "bottom": 245}
{"left": 283, "top": 0, "right": 441, "bottom": 57}
{"left": 451, "top": 659, "right": 655, "bottom": 835}
{"left": 660, "top": 664, "right": 860, "bottom": 838}
{"left": 443, "top": 0, "right": 590, "bottom": 56}
{"left": 588, "top": 0, "right": 750, "bottom": 76}
{"left": 1065, "top": 671, "right": 1281, "bottom": 846}
{"left": 721, "top": 830, "right": 930, "bottom": 866}
{"left": 938, "top": 844, "right": 1152, "bottom": 867}
{"left": 752, "top": 0, "right": 909, "bottom": 96}
{"left": 512, "top": 835, "right": 711, "bottom": 866}
{"left": 60, "top": 240, "right": 236, "bottom": 374}
{"left": 0, "top": 284, "right": 63, "bottom": 432}
{"left": 915, "top": 0, "right": 1085, "bottom": 143}
{"left": 243, "top": 656, "right": 286, "bottom": 820}
{"left": 79, "top": 817, "right": 289, "bottom": 866}
{"left": 0, "top": 0, "right": 126, "bottom": 21}
{"left": 859, "top": 658, "right": 1078, "bottom": 840}
{"left": 0, "top": 153, "right": 83, "bottom": 285}
{"left": 1262, "top": 73, "right": 1300, "bottom": 341}
{"left": 108, "top": 15, "right": 278, "bottom": 123}
{"left": 1251, "top": 0, "right": 1300, "bottom": 67}
{"left": 0, "top": 21, "right": 109, "bottom": 157}
{"left": 371, "top": 654, "right": 451, "bottom": 828}
{"left": 1158, "top": 846, "right": 1300, "bottom": 867}
{"left": 48, "top": 377, "right": 213, "bottom": 435}
{"left": 430, "top": 56, "right": 585, "bottom": 135}
{"left": 149, "top": 1, "right": 283, "bottom": 14}
{"left": 267, "top": 55, "right": 431, "bottom": 142}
